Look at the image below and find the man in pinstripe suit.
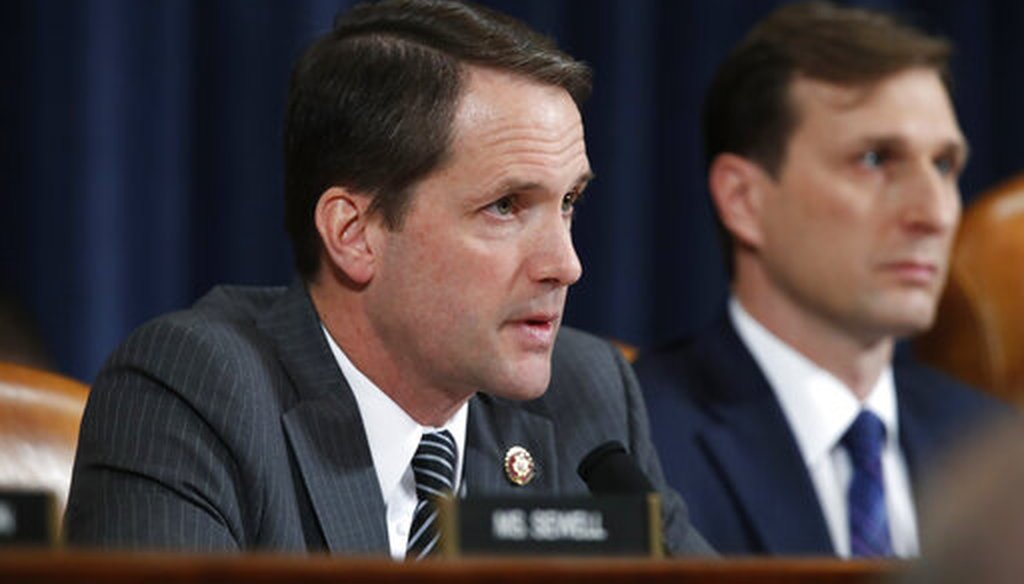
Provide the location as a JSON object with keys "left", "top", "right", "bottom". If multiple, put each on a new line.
{"left": 64, "top": 0, "right": 710, "bottom": 557}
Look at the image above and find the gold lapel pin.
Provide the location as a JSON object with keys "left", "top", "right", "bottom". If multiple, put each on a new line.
{"left": 503, "top": 445, "right": 535, "bottom": 486}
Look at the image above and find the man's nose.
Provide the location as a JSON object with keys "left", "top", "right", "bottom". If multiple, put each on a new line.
{"left": 899, "top": 161, "right": 961, "bottom": 235}
{"left": 529, "top": 213, "right": 583, "bottom": 287}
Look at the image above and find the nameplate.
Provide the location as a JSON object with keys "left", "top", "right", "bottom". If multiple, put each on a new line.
{"left": 0, "top": 489, "right": 56, "bottom": 546}
{"left": 439, "top": 494, "right": 661, "bottom": 557}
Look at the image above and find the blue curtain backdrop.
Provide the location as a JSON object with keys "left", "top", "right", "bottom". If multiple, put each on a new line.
{"left": 2, "top": 0, "right": 1022, "bottom": 381}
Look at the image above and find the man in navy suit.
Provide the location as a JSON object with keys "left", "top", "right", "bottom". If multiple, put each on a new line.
{"left": 636, "top": 2, "right": 1005, "bottom": 557}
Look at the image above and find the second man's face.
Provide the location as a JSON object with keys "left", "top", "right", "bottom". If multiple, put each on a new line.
{"left": 364, "top": 66, "right": 591, "bottom": 404}
{"left": 755, "top": 68, "right": 966, "bottom": 343}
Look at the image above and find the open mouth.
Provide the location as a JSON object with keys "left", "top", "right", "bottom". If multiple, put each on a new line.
{"left": 508, "top": 314, "right": 559, "bottom": 349}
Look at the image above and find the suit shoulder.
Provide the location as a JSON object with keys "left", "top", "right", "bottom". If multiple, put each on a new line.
{"left": 633, "top": 334, "right": 707, "bottom": 398}
{"left": 117, "top": 286, "right": 279, "bottom": 355}
{"left": 546, "top": 326, "right": 631, "bottom": 408}
{"left": 552, "top": 325, "right": 613, "bottom": 352}
{"left": 98, "top": 285, "right": 291, "bottom": 411}
{"left": 896, "top": 360, "right": 1012, "bottom": 421}
{"left": 551, "top": 326, "right": 622, "bottom": 375}
{"left": 634, "top": 335, "right": 702, "bottom": 372}
{"left": 130, "top": 285, "right": 283, "bottom": 345}
{"left": 191, "top": 285, "right": 287, "bottom": 323}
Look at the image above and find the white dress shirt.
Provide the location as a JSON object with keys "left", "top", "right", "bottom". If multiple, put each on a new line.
{"left": 322, "top": 326, "right": 468, "bottom": 560}
{"left": 730, "top": 298, "right": 919, "bottom": 557}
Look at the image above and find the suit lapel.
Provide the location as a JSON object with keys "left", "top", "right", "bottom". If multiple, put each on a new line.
{"left": 894, "top": 368, "right": 937, "bottom": 487}
{"left": 463, "top": 393, "right": 557, "bottom": 496}
{"left": 258, "top": 282, "right": 388, "bottom": 554}
{"left": 696, "top": 318, "right": 834, "bottom": 554}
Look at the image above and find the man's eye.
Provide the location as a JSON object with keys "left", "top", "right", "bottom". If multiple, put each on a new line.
{"left": 561, "top": 193, "right": 577, "bottom": 213}
{"left": 934, "top": 156, "right": 959, "bottom": 177}
{"left": 487, "top": 196, "right": 515, "bottom": 216}
{"left": 860, "top": 150, "right": 886, "bottom": 168}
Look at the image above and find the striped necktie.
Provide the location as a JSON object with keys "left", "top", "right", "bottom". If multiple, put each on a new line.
{"left": 406, "top": 429, "right": 457, "bottom": 560}
{"left": 842, "top": 410, "right": 893, "bottom": 557}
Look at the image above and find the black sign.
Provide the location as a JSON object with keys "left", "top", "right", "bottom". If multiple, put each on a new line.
{"left": 439, "top": 494, "right": 661, "bottom": 557}
{"left": 0, "top": 490, "right": 56, "bottom": 546}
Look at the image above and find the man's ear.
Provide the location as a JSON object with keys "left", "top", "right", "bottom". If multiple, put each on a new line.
{"left": 314, "top": 186, "right": 377, "bottom": 285}
{"left": 708, "top": 153, "right": 770, "bottom": 249}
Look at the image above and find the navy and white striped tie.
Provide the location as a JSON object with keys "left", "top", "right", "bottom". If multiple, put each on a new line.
{"left": 406, "top": 430, "right": 457, "bottom": 560}
{"left": 842, "top": 410, "right": 893, "bottom": 557}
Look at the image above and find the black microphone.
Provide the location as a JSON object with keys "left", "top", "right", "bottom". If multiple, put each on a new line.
{"left": 577, "top": 441, "right": 655, "bottom": 495}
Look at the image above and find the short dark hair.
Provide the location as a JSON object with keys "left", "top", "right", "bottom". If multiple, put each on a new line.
{"left": 284, "top": 0, "right": 592, "bottom": 279}
{"left": 702, "top": 1, "right": 952, "bottom": 274}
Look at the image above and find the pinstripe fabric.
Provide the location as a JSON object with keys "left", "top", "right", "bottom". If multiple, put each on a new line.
{"left": 64, "top": 283, "right": 711, "bottom": 556}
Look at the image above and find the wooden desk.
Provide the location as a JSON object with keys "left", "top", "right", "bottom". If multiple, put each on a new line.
{"left": 0, "top": 550, "right": 905, "bottom": 584}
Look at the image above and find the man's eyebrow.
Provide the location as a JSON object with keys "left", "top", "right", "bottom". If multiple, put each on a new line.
{"left": 572, "top": 171, "right": 596, "bottom": 204}
{"left": 954, "top": 141, "right": 970, "bottom": 165}
{"left": 852, "top": 134, "right": 908, "bottom": 150}
{"left": 493, "top": 170, "right": 596, "bottom": 195}
{"left": 856, "top": 133, "right": 967, "bottom": 150}
{"left": 945, "top": 139, "right": 970, "bottom": 165}
{"left": 576, "top": 170, "right": 596, "bottom": 188}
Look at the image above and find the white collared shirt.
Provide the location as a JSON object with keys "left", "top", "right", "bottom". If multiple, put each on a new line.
{"left": 730, "top": 298, "right": 919, "bottom": 557}
{"left": 322, "top": 326, "right": 468, "bottom": 560}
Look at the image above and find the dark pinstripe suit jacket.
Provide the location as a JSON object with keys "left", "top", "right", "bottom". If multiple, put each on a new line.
{"left": 64, "top": 283, "right": 711, "bottom": 555}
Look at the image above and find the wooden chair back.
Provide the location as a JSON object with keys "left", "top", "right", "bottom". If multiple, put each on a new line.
{"left": 0, "top": 362, "right": 89, "bottom": 516}
{"left": 916, "top": 175, "right": 1024, "bottom": 404}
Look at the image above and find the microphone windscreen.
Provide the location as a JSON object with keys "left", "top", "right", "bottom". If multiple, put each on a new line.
{"left": 577, "top": 441, "right": 655, "bottom": 495}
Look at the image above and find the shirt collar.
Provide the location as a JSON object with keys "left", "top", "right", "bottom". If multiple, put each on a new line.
{"left": 729, "top": 298, "right": 898, "bottom": 465}
{"left": 321, "top": 325, "right": 468, "bottom": 503}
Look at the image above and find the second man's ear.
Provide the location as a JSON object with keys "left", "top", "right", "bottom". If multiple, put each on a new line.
{"left": 314, "top": 186, "right": 377, "bottom": 285}
{"left": 708, "top": 153, "right": 770, "bottom": 250}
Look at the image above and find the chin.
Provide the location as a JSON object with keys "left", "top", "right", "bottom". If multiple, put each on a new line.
{"left": 870, "top": 291, "right": 940, "bottom": 335}
{"left": 878, "top": 308, "right": 937, "bottom": 338}
{"left": 487, "top": 363, "right": 552, "bottom": 401}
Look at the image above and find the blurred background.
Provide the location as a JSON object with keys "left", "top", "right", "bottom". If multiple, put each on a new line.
{"left": 2, "top": 0, "right": 1021, "bottom": 381}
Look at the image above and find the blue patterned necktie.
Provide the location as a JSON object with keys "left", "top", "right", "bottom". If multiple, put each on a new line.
{"left": 406, "top": 430, "right": 457, "bottom": 560}
{"left": 841, "top": 410, "right": 893, "bottom": 557}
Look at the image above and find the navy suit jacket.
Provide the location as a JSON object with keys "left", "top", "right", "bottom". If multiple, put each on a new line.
{"left": 635, "top": 313, "right": 1006, "bottom": 555}
{"left": 65, "top": 283, "right": 711, "bottom": 555}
